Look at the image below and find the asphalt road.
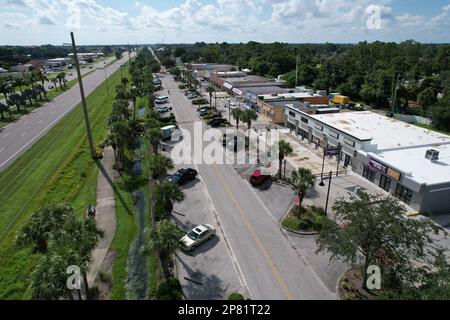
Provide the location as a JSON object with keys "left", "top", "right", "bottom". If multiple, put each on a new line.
{"left": 159, "top": 73, "right": 335, "bottom": 300}
{"left": 0, "top": 53, "right": 134, "bottom": 172}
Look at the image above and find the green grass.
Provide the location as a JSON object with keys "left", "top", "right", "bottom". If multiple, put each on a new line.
{"left": 109, "top": 173, "right": 137, "bottom": 300}
{"left": 0, "top": 63, "right": 130, "bottom": 299}
{"left": 0, "top": 69, "right": 96, "bottom": 128}
{"left": 413, "top": 122, "right": 450, "bottom": 136}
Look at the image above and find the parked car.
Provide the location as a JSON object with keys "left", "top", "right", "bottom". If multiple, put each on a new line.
{"left": 48, "top": 85, "right": 54, "bottom": 89}
{"left": 167, "top": 168, "right": 198, "bottom": 185}
{"left": 208, "top": 117, "right": 227, "bottom": 127}
{"left": 85, "top": 205, "right": 96, "bottom": 218}
{"left": 155, "top": 96, "right": 169, "bottom": 104}
{"left": 187, "top": 92, "right": 198, "bottom": 99}
{"left": 197, "top": 105, "right": 211, "bottom": 112}
{"left": 157, "top": 106, "right": 169, "bottom": 113}
{"left": 181, "top": 224, "right": 216, "bottom": 251}
{"left": 249, "top": 169, "right": 271, "bottom": 187}
{"left": 199, "top": 109, "right": 211, "bottom": 117}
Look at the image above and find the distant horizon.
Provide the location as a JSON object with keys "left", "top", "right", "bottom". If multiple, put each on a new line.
{"left": 1, "top": 40, "right": 450, "bottom": 47}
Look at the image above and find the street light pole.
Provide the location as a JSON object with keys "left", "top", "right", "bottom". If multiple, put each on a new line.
{"left": 70, "top": 32, "right": 96, "bottom": 159}
{"left": 319, "top": 149, "right": 326, "bottom": 186}
{"left": 324, "top": 171, "right": 333, "bottom": 216}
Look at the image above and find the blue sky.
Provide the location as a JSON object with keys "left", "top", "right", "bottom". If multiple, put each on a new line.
{"left": 1, "top": 0, "right": 450, "bottom": 45}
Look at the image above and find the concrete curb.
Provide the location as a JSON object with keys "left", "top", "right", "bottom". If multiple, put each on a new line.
{"left": 335, "top": 270, "right": 350, "bottom": 301}
{"left": 279, "top": 202, "right": 320, "bottom": 236}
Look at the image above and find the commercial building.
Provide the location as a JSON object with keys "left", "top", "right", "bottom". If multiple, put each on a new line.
{"left": 284, "top": 108, "right": 450, "bottom": 214}
{"left": 256, "top": 93, "right": 329, "bottom": 124}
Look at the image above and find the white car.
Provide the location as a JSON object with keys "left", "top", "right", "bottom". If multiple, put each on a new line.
{"left": 181, "top": 224, "right": 216, "bottom": 251}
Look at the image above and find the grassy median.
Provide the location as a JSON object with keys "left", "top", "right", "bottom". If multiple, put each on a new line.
{"left": 0, "top": 63, "right": 129, "bottom": 299}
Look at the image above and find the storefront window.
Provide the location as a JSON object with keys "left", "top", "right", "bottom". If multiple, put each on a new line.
{"left": 379, "top": 175, "right": 391, "bottom": 192}
{"left": 363, "top": 167, "right": 376, "bottom": 182}
{"left": 395, "top": 184, "right": 413, "bottom": 205}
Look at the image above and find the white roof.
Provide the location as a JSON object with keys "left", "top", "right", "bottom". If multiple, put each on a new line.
{"left": 371, "top": 144, "right": 450, "bottom": 185}
{"left": 259, "top": 92, "right": 320, "bottom": 100}
{"left": 311, "top": 111, "right": 450, "bottom": 150}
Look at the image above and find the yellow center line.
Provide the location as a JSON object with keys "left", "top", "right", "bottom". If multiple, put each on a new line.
{"left": 212, "top": 165, "right": 294, "bottom": 300}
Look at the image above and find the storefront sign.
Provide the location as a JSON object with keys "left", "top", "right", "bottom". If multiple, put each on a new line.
{"left": 223, "top": 82, "right": 233, "bottom": 90}
{"left": 315, "top": 124, "right": 323, "bottom": 131}
{"left": 369, "top": 159, "right": 388, "bottom": 174}
{"left": 387, "top": 168, "right": 401, "bottom": 180}
{"left": 343, "top": 137, "right": 355, "bottom": 147}
{"left": 329, "top": 131, "right": 339, "bottom": 139}
{"left": 326, "top": 147, "right": 341, "bottom": 156}
{"left": 232, "top": 88, "right": 243, "bottom": 95}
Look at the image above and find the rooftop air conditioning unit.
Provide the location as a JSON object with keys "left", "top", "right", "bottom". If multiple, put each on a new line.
{"left": 425, "top": 149, "right": 439, "bottom": 161}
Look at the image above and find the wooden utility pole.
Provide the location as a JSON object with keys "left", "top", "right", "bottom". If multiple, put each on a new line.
{"left": 70, "top": 32, "right": 96, "bottom": 159}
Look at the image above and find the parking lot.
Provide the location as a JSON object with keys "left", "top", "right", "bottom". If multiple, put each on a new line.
{"left": 164, "top": 155, "right": 245, "bottom": 300}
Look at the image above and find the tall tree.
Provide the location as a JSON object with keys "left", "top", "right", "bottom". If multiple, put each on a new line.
{"left": 230, "top": 107, "right": 243, "bottom": 130}
{"left": 16, "top": 204, "right": 74, "bottom": 253}
{"left": 290, "top": 168, "right": 316, "bottom": 210}
{"left": 316, "top": 193, "right": 442, "bottom": 292}
{"left": 278, "top": 140, "right": 293, "bottom": 177}
{"left": 148, "top": 154, "right": 174, "bottom": 180}
{"left": 154, "top": 181, "right": 184, "bottom": 217}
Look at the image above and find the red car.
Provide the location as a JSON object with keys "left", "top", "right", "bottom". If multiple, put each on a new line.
{"left": 249, "top": 169, "right": 271, "bottom": 187}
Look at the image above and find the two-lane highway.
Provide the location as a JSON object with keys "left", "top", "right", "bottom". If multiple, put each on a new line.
{"left": 0, "top": 53, "right": 134, "bottom": 172}
{"left": 159, "top": 72, "right": 335, "bottom": 300}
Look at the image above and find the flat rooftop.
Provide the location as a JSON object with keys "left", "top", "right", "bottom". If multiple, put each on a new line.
{"left": 311, "top": 111, "right": 450, "bottom": 150}
{"left": 260, "top": 92, "right": 324, "bottom": 100}
{"left": 371, "top": 144, "right": 450, "bottom": 185}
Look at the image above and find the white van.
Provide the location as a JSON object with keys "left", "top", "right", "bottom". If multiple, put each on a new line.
{"left": 155, "top": 96, "right": 169, "bottom": 104}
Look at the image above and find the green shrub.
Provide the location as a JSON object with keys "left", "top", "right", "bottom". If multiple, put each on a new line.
{"left": 192, "top": 98, "right": 208, "bottom": 105}
{"left": 282, "top": 216, "right": 301, "bottom": 231}
{"left": 178, "top": 85, "right": 186, "bottom": 89}
{"left": 156, "top": 277, "right": 183, "bottom": 300}
{"left": 228, "top": 292, "right": 245, "bottom": 300}
{"left": 312, "top": 215, "right": 326, "bottom": 231}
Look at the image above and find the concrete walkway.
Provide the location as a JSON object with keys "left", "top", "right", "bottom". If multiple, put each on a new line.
{"left": 87, "top": 147, "right": 117, "bottom": 287}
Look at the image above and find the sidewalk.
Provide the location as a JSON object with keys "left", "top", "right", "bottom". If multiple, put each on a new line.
{"left": 87, "top": 147, "right": 117, "bottom": 287}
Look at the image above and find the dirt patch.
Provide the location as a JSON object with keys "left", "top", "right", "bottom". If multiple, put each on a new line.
{"left": 338, "top": 269, "right": 373, "bottom": 300}
{"left": 91, "top": 250, "right": 116, "bottom": 300}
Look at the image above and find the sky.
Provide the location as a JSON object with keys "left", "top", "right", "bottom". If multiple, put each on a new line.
{"left": 1, "top": 0, "right": 450, "bottom": 45}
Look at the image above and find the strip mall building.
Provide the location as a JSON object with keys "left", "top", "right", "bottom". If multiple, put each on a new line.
{"left": 285, "top": 108, "right": 450, "bottom": 214}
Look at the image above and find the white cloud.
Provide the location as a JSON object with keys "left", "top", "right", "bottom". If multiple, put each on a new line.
{"left": 1, "top": 0, "right": 450, "bottom": 44}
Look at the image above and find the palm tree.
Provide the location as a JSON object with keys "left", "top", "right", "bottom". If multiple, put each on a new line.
{"left": 148, "top": 127, "right": 163, "bottom": 155}
{"left": 16, "top": 204, "right": 74, "bottom": 253}
{"left": 57, "top": 72, "right": 66, "bottom": 89}
{"left": 154, "top": 181, "right": 184, "bottom": 217}
{"left": 30, "top": 250, "right": 79, "bottom": 300}
{"left": 52, "top": 216, "right": 103, "bottom": 300}
{"left": 207, "top": 85, "right": 215, "bottom": 109}
{"left": 143, "top": 220, "right": 184, "bottom": 277}
{"left": 0, "top": 78, "right": 13, "bottom": 101}
{"left": 278, "top": 140, "right": 293, "bottom": 178}
{"left": 230, "top": 107, "right": 243, "bottom": 130}
{"left": 14, "top": 77, "right": 27, "bottom": 95}
{"left": 52, "top": 78, "right": 58, "bottom": 91}
{"left": 130, "top": 86, "right": 139, "bottom": 121}
{"left": 106, "top": 121, "right": 133, "bottom": 168}
{"left": 0, "top": 102, "right": 10, "bottom": 120}
{"left": 7, "top": 93, "right": 24, "bottom": 113}
{"left": 148, "top": 154, "right": 174, "bottom": 180}
{"left": 241, "top": 108, "right": 258, "bottom": 140}
{"left": 290, "top": 168, "right": 316, "bottom": 212}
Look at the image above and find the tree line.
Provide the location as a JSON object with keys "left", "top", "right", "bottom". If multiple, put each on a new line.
{"left": 163, "top": 41, "right": 450, "bottom": 131}
{"left": 0, "top": 70, "right": 68, "bottom": 119}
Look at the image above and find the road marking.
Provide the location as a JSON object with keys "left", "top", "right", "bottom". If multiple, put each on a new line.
{"left": 213, "top": 164, "right": 295, "bottom": 300}
{"left": 20, "top": 132, "right": 26, "bottom": 137}
{"left": 196, "top": 164, "right": 252, "bottom": 299}
{"left": 38, "top": 120, "right": 43, "bottom": 124}
{"left": 0, "top": 148, "right": 5, "bottom": 153}
{"left": 2, "top": 133, "right": 10, "bottom": 138}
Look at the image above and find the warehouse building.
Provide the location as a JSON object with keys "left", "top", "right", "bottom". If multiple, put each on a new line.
{"left": 284, "top": 108, "right": 450, "bottom": 214}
